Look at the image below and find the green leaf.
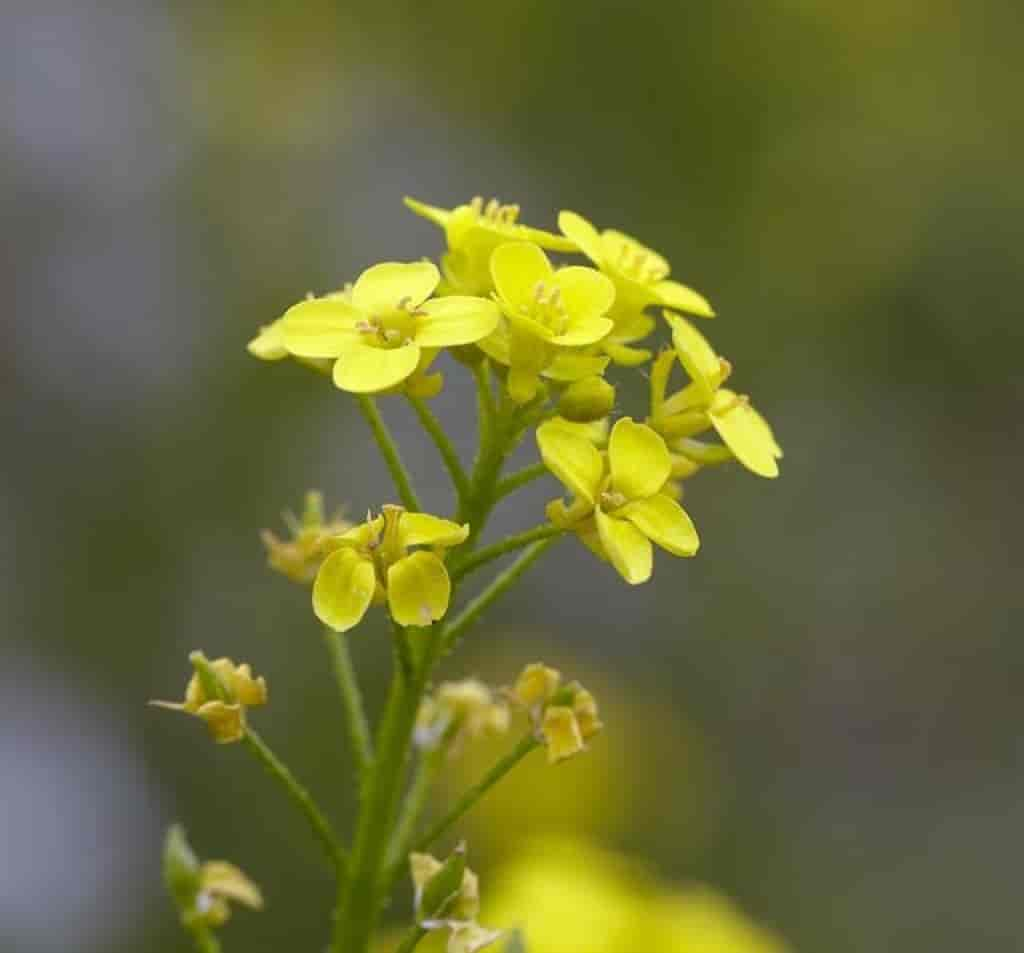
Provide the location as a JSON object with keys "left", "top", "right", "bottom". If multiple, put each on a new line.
{"left": 162, "top": 824, "right": 200, "bottom": 910}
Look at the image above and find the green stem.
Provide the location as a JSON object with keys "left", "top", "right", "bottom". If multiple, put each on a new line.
{"left": 407, "top": 393, "right": 471, "bottom": 504}
{"left": 414, "top": 735, "right": 539, "bottom": 855}
{"left": 394, "top": 925, "right": 429, "bottom": 953}
{"left": 332, "top": 632, "right": 426, "bottom": 953}
{"left": 386, "top": 740, "right": 449, "bottom": 872}
{"left": 450, "top": 525, "right": 563, "bottom": 584}
{"left": 242, "top": 729, "right": 347, "bottom": 875}
{"left": 356, "top": 395, "right": 421, "bottom": 511}
{"left": 323, "top": 627, "right": 373, "bottom": 777}
{"left": 186, "top": 922, "right": 222, "bottom": 953}
{"left": 472, "top": 361, "right": 496, "bottom": 450}
{"left": 495, "top": 461, "right": 548, "bottom": 499}
{"left": 441, "top": 537, "right": 559, "bottom": 656}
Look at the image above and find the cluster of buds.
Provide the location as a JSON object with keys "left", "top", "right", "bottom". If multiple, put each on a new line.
{"left": 415, "top": 678, "right": 510, "bottom": 755}
{"left": 163, "top": 825, "right": 262, "bottom": 929}
{"left": 411, "top": 844, "right": 503, "bottom": 953}
{"left": 261, "top": 491, "right": 352, "bottom": 584}
{"left": 511, "top": 663, "right": 603, "bottom": 764}
{"left": 151, "top": 650, "right": 267, "bottom": 743}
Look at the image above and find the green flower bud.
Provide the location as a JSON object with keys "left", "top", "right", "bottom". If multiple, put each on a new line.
{"left": 558, "top": 376, "right": 615, "bottom": 423}
{"left": 163, "top": 824, "right": 201, "bottom": 911}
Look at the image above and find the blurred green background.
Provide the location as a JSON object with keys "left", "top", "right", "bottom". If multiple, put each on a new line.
{"left": 4, "top": 1, "right": 1022, "bottom": 951}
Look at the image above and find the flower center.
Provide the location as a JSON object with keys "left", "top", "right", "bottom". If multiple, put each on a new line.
{"left": 355, "top": 298, "right": 418, "bottom": 349}
{"left": 608, "top": 238, "right": 669, "bottom": 284}
{"left": 519, "top": 281, "right": 569, "bottom": 335}
{"left": 599, "top": 488, "right": 628, "bottom": 512}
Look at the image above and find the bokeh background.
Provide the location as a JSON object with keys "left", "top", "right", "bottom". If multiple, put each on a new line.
{"left": 4, "top": 1, "right": 1022, "bottom": 951}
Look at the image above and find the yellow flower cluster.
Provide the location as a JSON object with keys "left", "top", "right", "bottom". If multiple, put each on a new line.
{"left": 151, "top": 651, "right": 267, "bottom": 744}
{"left": 512, "top": 663, "right": 603, "bottom": 764}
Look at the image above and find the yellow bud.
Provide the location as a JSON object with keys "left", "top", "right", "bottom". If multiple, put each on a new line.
{"left": 195, "top": 701, "right": 245, "bottom": 744}
{"left": 512, "top": 663, "right": 562, "bottom": 708}
{"left": 572, "top": 687, "right": 603, "bottom": 740}
{"left": 558, "top": 375, "right": 616, "bottom": 423}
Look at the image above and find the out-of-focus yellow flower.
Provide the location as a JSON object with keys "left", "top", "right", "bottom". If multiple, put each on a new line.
{"left": 260, "top": 491, "right": 352, "bottom": 584}
{"left": 313, "top": 505, "right": 468, "bottom": 632}
{"left": 510, "top": 663, "right": 603, "bottom": 764}
{"left": 484, "top": 836, "right": 791, "bottom": 953}
{"left": 416, "top": 679, "right": 510, "bottom": 754}
{"left": 649, "top": 315, "right": 783, "bottom": 479}
{"left": 537, "top": 417, "right": 699, "bottom": 584}
{"left": 481, "top": 242, "right": 615, "bottom": 404}
{"left": 151, "top": 651, "right": 267, "bottom": 744}
{"left": 558, "top": 210, "right": 714, "bottom": 366}
{"left": 405, "top": 196, "right": 576, "bottom": 297}
{"left": 278, "top": 261, "right": 498, "bottom": 394}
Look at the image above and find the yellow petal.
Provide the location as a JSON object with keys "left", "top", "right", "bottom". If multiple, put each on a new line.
{"left": 544, "top": 352, "right": 609, "bottom": 382}
{"left": 542, "top": 706, "right": 585, "bottom": 764}
{"left": 554, "top": 266, "right": 616, "bottom": 324}
{"left": 666, "top": 312, "right": 720, "bottom": 404}
{"left": 536, "top": 419, "right": 604, "bottom": 504}
{"left": 398, "top": 512, "right": 469, "bottom": 549}
{"left": 619, "top": 493, "right": 700, "bottom": 557}
{"left": 513, "top": 662, "right": 562, "bottom": 707}
{"left": 352, "top": 261, "right": 440, "bottom": 314}
{"left": 195, "top": 701, "right": 245, "bottom": 743}
{"left": 709, "top": 390, "right": 780, "bottom": 478}
{"left": 333, "top": 340, "right": 421, "bottom": 393}
{"left": 603, "top": 342, "right": 652, "bottom": 366}
{"left": 507, "top": 364, "right": 541, "bottom": 404}
{"left": 199, "top": 861, "right": 263, "bottom": 910}
{"left": 550, "top": 315, "right": 614, "bottom": 348}
{"left": 280, "top": 298, "right": 363, "bottom": 358}
{"left": 595, "top": 508, "right": 653, "bottom": 585}
{"left": 313, "top": 548, "right": 376, "bottom": 632}
{"left": 557, "top": 210, "right": 604, "bottom": 264}
{"left": 416, "top": 296, "right": 500, "bottom": 347}
{"left": 387, "top": 551, "right": 452, "bottom": 627}
{"left": 601, "top": 229, "right": 670, "bottom": 281}
{"left": 608, "top": 418, "right": 671, "bottom": 500}
{"left": 247, "top": 321, "right": 288, "bottom": 360}
{"left": 448, "top": 922, "right": 504, "bottom": 953}
{"left": 490, "top": 241, "right": 553, "bottom": 313}
{"left": 655, "top": 279, "right": 715, "bottom": 318}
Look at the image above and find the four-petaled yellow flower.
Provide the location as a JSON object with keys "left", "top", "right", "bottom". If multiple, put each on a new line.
{"left": 558, "top": 210, "right": 715, "bottom": 366}
{"left": 313, "top": 505, "right": 468, "bottom": 633}
{"left": 151, "top": 652, "right": 267, "bottom": 744}
{"left": 650, "top": 313, "right": 782, "bottom": 479}
{"left": 278, "top": 261, "right": 499, "bottom": 394}
{"left": 405, "top": 195, "right": 576, "bottom": 296}
{"left": 538, "top": 417, "right": 699, "bottom": 584}
{"left": 481, "top": 242, "right": 616, "bottom": 404}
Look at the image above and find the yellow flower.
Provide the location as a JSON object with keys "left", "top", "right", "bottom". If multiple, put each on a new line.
{"left": 151, "top": 651, "right": 267, "bottom": 744}
{"left": 481, "top": 242, "right": 615, "bottom": 404}
{"left": 416, "top": 679, "right": 510, "bottom": 753}
{"left": 537, "top": 417, "right": 699, "bottom": 585}
{"left": 278, "top": 261, "right": 499, "bottom": 394}
{"left": 510, "top": 664, "right": 603, "bottom": 764}
{"left": 260, "top": 491, "right": 352, "bottom": 584}
{"left": 313, "top": 505, "right": 468, "bottom": 632}
{"left": 650, "top": 314, "right": 783, "bottom": 479}
{"left": 405, "top": 195, "right": 576, "bottom": 296}
{"left": 558, "top": 210, "right": 714, "bottom": 365}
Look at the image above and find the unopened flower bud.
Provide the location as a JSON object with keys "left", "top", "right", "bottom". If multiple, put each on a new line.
{"left": 558, "top": 375, "right": 616, "bottom": 423}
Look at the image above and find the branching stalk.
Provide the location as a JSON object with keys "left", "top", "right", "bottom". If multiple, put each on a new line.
{"left": 357, "top": 395, "right": 421, "bottom": 512}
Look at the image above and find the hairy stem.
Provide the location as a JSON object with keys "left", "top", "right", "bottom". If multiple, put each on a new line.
{"left": 242, "top": 729, "right": 347, "bottom": 875}
{"left": 407, "top": 393, "right": 471, "bottom": 504}
{"left": 324, "top": 627, "right": 373, "bottom": 778}
{"left": 356, "top": 395, "right": 421, "bottom": 511}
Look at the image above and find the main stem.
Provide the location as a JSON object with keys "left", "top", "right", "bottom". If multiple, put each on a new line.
{"left": 332, "top": 634, "right": 426, "bottom": 953}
